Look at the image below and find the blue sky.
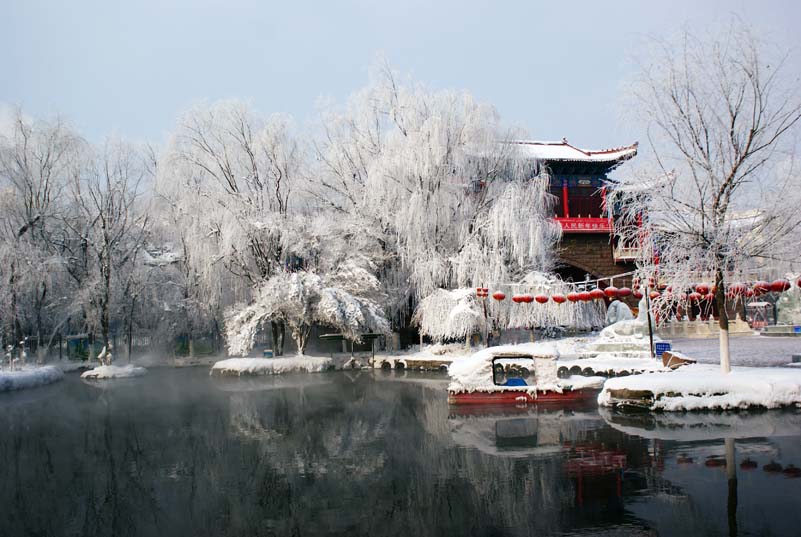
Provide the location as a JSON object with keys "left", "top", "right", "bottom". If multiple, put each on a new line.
{"left": 2, "top": 0, "right": 799, "bottom": 148}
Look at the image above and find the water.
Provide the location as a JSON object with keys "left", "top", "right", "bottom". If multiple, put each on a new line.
{"left": 2, "top": 368, "right": 801, "bottom": 536}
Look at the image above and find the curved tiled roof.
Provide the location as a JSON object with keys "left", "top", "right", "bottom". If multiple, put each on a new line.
{"left": 510, "top": 139, "right": 638, "bottom": 163}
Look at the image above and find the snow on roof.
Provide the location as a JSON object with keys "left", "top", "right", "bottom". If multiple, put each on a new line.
{"left": 510, "top": 139, "right": 638, "bottom": 164}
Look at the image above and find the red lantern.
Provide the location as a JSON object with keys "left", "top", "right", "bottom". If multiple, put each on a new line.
{"left": 704, "top": 293, "right": 715, "bottom": 302}
{"left": 688, "top": 292, "right": 702, "bottom": 302}
{"left": 552, "top": 294, "right": 566, "bottom": 305}
{"left": 770, "top": 279, "right": 791, "bottom": 293}
{"left": 695, "top": 283, "right": 710, "bottom": 295}
{"left": 617, "top": 287, "right": 632, "bottom": 298}
{"left": 492, "top": 291, "right": 506, "bottom": 301}
{"left": 745, "top": 289, "right": 755, "bottom": 298}
{"left": 512, "top": 294, "right": 523, "bottom": 303}
{"left": 521, "top": 294, "right": 534, "bottom": 304}
{"left": 649, "top": 291, "right": 660, "bottom": 300}
{"left": 727, "top": 283, "right": 746, "bottom": 297}
{"left": 578, "top": 291, "right": 592, "bottom": 302}
{"left": 590, "top": 288, "right": 605, "bottom": 301}
{"left": 753, "top": 281, "right": 770, "bottom": 296}
{"left": 798, "top": 277, "right": 801, "bottom": 289}
{"left": 633, "top": 290, "right": 644, "bottom": 299}
{"left": 604, "top": 286, "right": 619, "bottom": 299}
{"left": 567, "top": 292, "right": 581, "bottom": 303}
{"left": 534, "top": 294, "right": 549, "bottom": 304}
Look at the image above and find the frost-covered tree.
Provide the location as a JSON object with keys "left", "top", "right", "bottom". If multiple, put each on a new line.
{"left": 67, "top": 139, "right": 149, "bottom": 355}
{"left": 412, "top": 288, "right": 485, "bottom": 344}
{"left": 612, "top": 24, "right": 801, "bottom": 372}
{"left": 0, "top": 110, "right": 80, "bottom": 351}
{"left": 160, "top": 101, "right": 307, "bottom": 354}
{"left": 224, "top": 266, "right": 390, "bottom": 356}
{"left": 313, "top": 63, "right": 561, "bottom": 322}
{"left": 413, "top": 273, "right": 605, "bottom": 343}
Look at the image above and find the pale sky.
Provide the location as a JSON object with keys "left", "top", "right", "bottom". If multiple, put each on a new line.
{"left": 2, "top": 0, "right": 800, "bottom": 149}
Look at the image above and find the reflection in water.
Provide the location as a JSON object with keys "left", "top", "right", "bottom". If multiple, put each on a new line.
{"left": 1, "top": 369, "right": 800, "bottom": 536}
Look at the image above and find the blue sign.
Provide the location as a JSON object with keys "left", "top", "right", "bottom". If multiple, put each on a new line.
{"left": 794, "top": 326, "right": 801, "bottom": 334}
{"left": 655, "top": 342, "right": 672, "bottom": 357}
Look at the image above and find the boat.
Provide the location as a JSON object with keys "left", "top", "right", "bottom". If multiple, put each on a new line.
{"left": 447, "top": 345, "right": 605, "bottom": 406}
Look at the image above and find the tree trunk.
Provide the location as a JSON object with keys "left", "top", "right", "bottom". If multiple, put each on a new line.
{"left": 295, "top": 324, "right": 310, "bottom": 355}
{"left": 126, "top": 309, "right": 134, "bottom": 364}
{"left": 271, "top": 320, "right": 285, "bottom": 356}
{"left": 715, "top": 269, "right": 731, "bottom": 373}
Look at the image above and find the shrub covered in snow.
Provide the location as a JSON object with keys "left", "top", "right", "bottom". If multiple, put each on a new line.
{"left": 225, "top": 269, "right": 391, "bottom": 356}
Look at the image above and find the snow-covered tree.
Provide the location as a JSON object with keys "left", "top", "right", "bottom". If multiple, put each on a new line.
{"left": 313, "top": 63, "right": 561, "bottom": 322}
{"left": 412, "top": 288, "right": 485, "bottom": 343}
{"left": 0, "top": 110, "right": 81, "bottom": 350}
{"left": 612, "top": 24, "right": 801, "bottom": 373}
{"left": 159, "top": 101, "right": 308, "bottom": 354}
{"left": 67, "top": 138, "right": 149, "bottom": 355}
{"left": 413, "top": 272, "right": 605, "bottom": 343}
{"left": 224, "top": 267, "right": 390, "bottom": 356}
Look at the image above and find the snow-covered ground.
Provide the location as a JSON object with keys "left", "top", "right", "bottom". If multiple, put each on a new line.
{"left": 598, "top": 364, "right": 801, "bottom": 411}
{"left": 210, "top": 355, "right": 335, "bottom": 376}
{"left": 669, "top": 335, "right": 800, "bottom": 367}
{"left": 0, "top": 366, "right": 64, "bottom": 392}
{"left": 81, "top": 364, "right": 148, "bottom": 379}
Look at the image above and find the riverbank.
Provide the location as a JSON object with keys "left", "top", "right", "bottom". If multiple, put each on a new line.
{"left": 599, "top": 364, "right": 801, "bottom": 411}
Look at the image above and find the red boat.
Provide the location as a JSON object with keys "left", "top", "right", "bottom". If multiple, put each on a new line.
{"left": 447, "top": 351, "right": 604, "bottom": 406}
{"left": 448, "top": 387, "right": 600, "bottom": 405}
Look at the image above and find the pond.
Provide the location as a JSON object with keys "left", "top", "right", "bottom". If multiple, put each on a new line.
{"left": 1, "top": 368, "right": 801, "bottom": 536}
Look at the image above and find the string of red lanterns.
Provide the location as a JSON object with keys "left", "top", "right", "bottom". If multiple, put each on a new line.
{"left": 475, "top": 276, "right": 799, "bottom": 305}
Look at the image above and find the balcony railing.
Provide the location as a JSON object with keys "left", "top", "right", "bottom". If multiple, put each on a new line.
{"left": 613, "top": 245, "right": 642, "bottom": 261}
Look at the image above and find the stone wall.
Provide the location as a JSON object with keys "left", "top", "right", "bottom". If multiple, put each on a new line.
{"left": 557, "top": 233, "right": 634, "bottom": 281}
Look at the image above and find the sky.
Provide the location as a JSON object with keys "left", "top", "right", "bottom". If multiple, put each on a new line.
{"left": 2, "top": 0, "right": 800, "bottom": 149}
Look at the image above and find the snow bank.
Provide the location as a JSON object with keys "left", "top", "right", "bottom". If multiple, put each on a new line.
{"left": 210, "top": 355, "right": 334, "bottom": 376}
{"left": 0, "top": 366, "right": 63, "bottom": 392}
{"left": 81, "top": 364, "right": 148, "bottom": 379}
{"left": 598, "top": 364, "right": 801, "bottom": 411}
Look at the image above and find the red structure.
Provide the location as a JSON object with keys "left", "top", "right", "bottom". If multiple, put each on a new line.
{"left": 512, "top": 139, "right": 639, "bottom": 286}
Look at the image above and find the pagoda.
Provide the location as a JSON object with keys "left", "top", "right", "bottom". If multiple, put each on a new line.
{"left": 513, "top": 139, "right": 639, "bottom": 283}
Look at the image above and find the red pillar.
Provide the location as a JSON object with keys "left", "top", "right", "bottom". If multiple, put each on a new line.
{"left": 562, "top": 179, "right": 570, "bottom": 218}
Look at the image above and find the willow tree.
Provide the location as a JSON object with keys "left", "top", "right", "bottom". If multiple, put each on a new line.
{"left": 612, "top": 24, "right": 801, "bottom": 373}
{"left": 313, "top": 63, "right": 561, "bottom": 324}
{"left": 160, "top": 101, "right": 306, "bottom": 355}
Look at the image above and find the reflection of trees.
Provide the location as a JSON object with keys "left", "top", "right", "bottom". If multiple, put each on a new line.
{"left": 17, "top": 371, "right": 790, "bottom": 536}
{"left": 0, "top": 371, "right": 631, "bottom": 536}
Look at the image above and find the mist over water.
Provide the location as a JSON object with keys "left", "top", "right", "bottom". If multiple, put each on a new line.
{"left": 2, "top": 369, "right": 800, "bottom": 536}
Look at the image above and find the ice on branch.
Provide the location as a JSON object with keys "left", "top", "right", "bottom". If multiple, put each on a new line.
{"left": 225, "top": 269, "right": 391, "bottom": 356}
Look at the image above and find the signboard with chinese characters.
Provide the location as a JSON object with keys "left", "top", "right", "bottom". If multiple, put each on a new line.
{"left": 554, "top": 217, "right": 611, "bottom": 233}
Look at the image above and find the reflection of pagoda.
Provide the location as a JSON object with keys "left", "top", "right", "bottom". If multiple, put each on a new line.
{"left": 512, "top": 139, "right": 638, "bottom": 284}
